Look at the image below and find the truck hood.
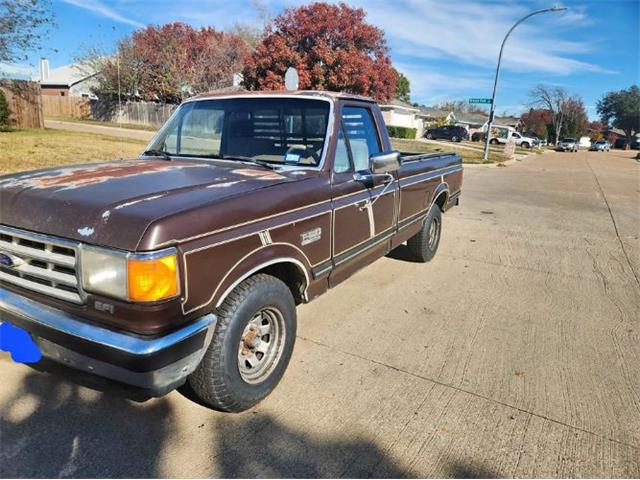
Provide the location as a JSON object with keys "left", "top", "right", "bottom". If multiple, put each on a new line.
{"left": 0, "top": 159, "right": 298, "bottom": 250}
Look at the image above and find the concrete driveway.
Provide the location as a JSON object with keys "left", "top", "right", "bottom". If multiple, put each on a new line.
{"left": 1, "top": 150, "right": 638, "bottom": 478}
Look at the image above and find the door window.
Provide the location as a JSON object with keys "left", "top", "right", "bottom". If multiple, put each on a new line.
{"left": 333, "top": 127, "right": 352, "bottom": 174}
{"left": 341, "top": 107, "right": 381, "bottom": 172}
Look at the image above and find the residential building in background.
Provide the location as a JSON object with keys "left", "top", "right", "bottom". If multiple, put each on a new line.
{"left": 39, "top": 59, "right": 97, "bottom": 98}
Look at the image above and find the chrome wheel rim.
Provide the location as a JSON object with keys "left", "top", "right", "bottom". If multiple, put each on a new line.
{"left": 237, "top": 307, "right": 286, "bottom": 384}
{"left": 428, "top": 217, "right": 440, "bottom": 249}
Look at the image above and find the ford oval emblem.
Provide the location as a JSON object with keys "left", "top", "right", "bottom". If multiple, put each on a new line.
{"left": 0, "top": 252, "right": 23, "bottom": 268}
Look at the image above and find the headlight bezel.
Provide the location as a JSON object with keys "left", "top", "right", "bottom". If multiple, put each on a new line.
{"left": 79, "top": 245, "right": 181, "bottom": 303}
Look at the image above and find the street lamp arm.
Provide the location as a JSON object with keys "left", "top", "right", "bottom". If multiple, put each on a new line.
{"left": 483, "top": 6, "right": 567, "bottom": 162}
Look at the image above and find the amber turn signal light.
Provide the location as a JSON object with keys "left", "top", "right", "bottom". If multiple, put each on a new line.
{"left": 127, "top": 254, "right": 179, "bottom": 302}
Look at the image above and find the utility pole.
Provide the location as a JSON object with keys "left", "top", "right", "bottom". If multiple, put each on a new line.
{"left": 483, "top": 5, "right": 567, "bottom": 162}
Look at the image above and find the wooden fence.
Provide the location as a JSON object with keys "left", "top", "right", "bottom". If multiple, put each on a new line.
{"left": 42, "top": 97, "right": 177, "bottom": 127}
{"left": 0, "top": 80, "right": 44, "bottom": 129}
{"left": 42, "top": 96, "right": 91, "bottom": 118}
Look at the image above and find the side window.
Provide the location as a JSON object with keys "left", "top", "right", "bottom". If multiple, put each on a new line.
{"left": 341, "top": 106, "right": 381, "bottom": 171}
{"left": 334, "top": 127, "right": 351, "bottom": 174}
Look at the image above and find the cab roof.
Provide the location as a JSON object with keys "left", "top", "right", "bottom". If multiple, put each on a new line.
{"left": 188, "top": 89, "right": 377, "bottom": 104}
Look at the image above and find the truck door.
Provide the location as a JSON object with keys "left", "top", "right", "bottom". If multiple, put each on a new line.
{"left": 329, "top": 104, "right": 397, "bottom": 287}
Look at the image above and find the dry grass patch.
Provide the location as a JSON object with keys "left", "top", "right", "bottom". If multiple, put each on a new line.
{"left": 391, "top": 138, "right": 507, "bottom": 164}
{"left": 0, "top": 129, "right": 147, "bottom": 175}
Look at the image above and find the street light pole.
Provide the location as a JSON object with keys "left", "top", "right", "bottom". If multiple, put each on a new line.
{"left": 482, "top": 5, "right": 567, "bottom": 162}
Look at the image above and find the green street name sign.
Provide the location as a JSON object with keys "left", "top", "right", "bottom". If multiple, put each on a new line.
{"left": 468, "top": 98, "right": 493, "bottom": 104}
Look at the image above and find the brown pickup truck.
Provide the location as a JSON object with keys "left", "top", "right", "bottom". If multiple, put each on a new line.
{"left": 0, "top": 91, "right": 462, "bottom": 412}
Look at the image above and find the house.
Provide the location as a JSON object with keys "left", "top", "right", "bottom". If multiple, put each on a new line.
{"left": 493, "top": 116, "right": 522, "bottom": 130}
{"left": 39, "top": 59, "right": 97, "bottom": 98}
{"left": 454, "top": 112, "right": 487, "bottom": 136}
{"left": 417, "top": 107, "right": 456, "bottom": 127}
{"left": 379, "top": 99, "right": 423, "bottom": 137}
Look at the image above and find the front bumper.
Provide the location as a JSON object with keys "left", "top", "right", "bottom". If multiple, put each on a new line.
{"left": 0, "top": 287, "right": 216, "bottom": 395}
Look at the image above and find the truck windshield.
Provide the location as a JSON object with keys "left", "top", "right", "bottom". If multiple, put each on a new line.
{"left": 148, "top": 97, "right": 331, "bottom": 167}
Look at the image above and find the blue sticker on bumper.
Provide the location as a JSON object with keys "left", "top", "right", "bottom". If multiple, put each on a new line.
{"left": 0, "top": 322, "right": 42, "bottom": 363}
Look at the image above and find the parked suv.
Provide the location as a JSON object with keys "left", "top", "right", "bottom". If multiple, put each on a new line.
{"left": 424, "top": 126, "right": 469, "bottom": 142}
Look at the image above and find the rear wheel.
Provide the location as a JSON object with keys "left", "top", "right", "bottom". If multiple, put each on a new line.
{"left": 407, "top": 206, "right": 442, "bottom": 263}
{"left": 521, "top": 142, "right": 530, "bottom": 149}
{"left": 451, "top": 136, "right": 458, "bottom": 142}
{"left": 188, "top": 273, "right": 297, "bottom": 412}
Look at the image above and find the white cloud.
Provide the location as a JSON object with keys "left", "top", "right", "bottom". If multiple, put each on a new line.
{"left": 353, "top": 0, "right": 614, "bottom": 76}
{"left": 61, "top": 0, "right": 144, "bottom": 28}
{"left": 394, "top": 62, "right": 491, "bottom": 101}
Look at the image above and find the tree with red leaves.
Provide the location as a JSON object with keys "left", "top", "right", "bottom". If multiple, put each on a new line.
{"left": 85, "top": 23, "right": 248, "bottom": 103}
{"left": 242, "top": 2, "right": 397, "bottom": 101}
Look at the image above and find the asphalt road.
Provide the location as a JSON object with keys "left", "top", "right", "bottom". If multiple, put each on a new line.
{"left": 1, "top": 150, "right": 638, "bottom": 478}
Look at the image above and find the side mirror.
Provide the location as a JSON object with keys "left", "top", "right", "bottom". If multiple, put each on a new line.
{"left": 370, "top": 151, "right": 401, "bottom": 174}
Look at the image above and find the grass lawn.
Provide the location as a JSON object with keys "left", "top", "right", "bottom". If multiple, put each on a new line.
{"left": 391, "top": 138, "right": 508, "bottom": 164}
{"left": 45, "top": 116, "right": 160, "bottom": 132}
{"left": 0, "top": 129, "right": 148, "bottom": 175}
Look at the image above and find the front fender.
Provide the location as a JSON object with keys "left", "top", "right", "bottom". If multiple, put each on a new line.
{"left": 181, "top": 240, "right": 311, "bottom": 315}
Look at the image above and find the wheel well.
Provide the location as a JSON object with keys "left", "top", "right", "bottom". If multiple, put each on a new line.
{"left": 257, "top": 261, "right": 307, "bottom": 305}
{"left": 434, "top": 191, "right": 448, "bottom": 211}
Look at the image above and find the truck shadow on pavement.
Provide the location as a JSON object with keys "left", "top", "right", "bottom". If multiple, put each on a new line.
{"left": 1, "top": 366, "right": 498, "bottom": 478}
{"left": 385, "top": 245, "right": 422, "bottom": 263}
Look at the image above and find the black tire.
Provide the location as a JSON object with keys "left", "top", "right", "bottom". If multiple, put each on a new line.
{"left": 490, "top": 138, "right": 499, "bottom": 145}
{"left": 426, "top": 133, "right": 433, "bottom": 139}
{"left": 451, "top": 135, "right": 458, "bottom": 142}
{"left": 407, "top": 206, "right": 442, "bottom": 263}
{"left": 188, "top": 273, "right": 297, "bottom": 412}
{"left": 521, "top": 142, "right": 530, "bottom": 149}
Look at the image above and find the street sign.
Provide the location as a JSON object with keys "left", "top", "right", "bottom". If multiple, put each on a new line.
{"left": 469, "top": 98, "right": 492, "bottom": 104}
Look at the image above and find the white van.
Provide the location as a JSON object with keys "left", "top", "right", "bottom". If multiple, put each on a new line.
{"left": 579, "top": 136, "right": 591, "bottom": 149}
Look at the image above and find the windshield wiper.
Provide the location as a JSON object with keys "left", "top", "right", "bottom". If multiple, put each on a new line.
{"left": 220, "top": 154, "right": 278, "bottom": 170}
{"left": 142, "top": 149, "right": 172, "bottom": 161}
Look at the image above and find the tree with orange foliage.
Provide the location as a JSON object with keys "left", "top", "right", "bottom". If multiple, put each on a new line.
{"left": 242, "top": 2, "right": 397, "bottom": 101}
{"left": 85, "top": 23, "right": 248, "bottom": 103}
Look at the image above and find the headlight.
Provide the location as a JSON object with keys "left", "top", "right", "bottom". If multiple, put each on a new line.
{"left": 81, "top": 247, "right": 179, "bottom": 302}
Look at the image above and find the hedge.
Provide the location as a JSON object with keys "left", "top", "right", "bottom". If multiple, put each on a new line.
{"left": 0, "top": 89, "right": 10, "bottom": 129}
{"left": 386, "top": 125, "right": 417, "bottom": 139}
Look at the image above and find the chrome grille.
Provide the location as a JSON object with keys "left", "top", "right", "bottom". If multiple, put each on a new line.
{"left": 0, "top": 226, "right": 83, "bottom": 304}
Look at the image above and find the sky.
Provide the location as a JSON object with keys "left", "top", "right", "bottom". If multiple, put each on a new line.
{"left": 2, "top": 0, "right": 638, "bottom": 119}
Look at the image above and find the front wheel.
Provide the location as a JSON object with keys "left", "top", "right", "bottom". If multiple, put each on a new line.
{"left": 188, "top": 273, "right": 297, "bottom": 412}
{"left": 451, "top": 136, "right": 458, "bottom": 142}
{"left": 407, "top": 206, "right": 442, "bottom": 262}
{"left": 426, "top": 133, "right": 433, "bottom": 139}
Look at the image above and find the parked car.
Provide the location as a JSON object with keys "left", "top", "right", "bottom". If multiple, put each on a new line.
{"left": 555, "top": 138, "right": 579, "bottom": 152}
{"left": 0, "top": 91, "right": 463, "bottom": 412}
{"left": 589, "top": 140, "right": 611, "bottom": 152}
{"left": 630, "top": 139, "right": 640, "bottom": 150}
{"left": 424, "top": 125, "right": 469, "bottom": 142}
